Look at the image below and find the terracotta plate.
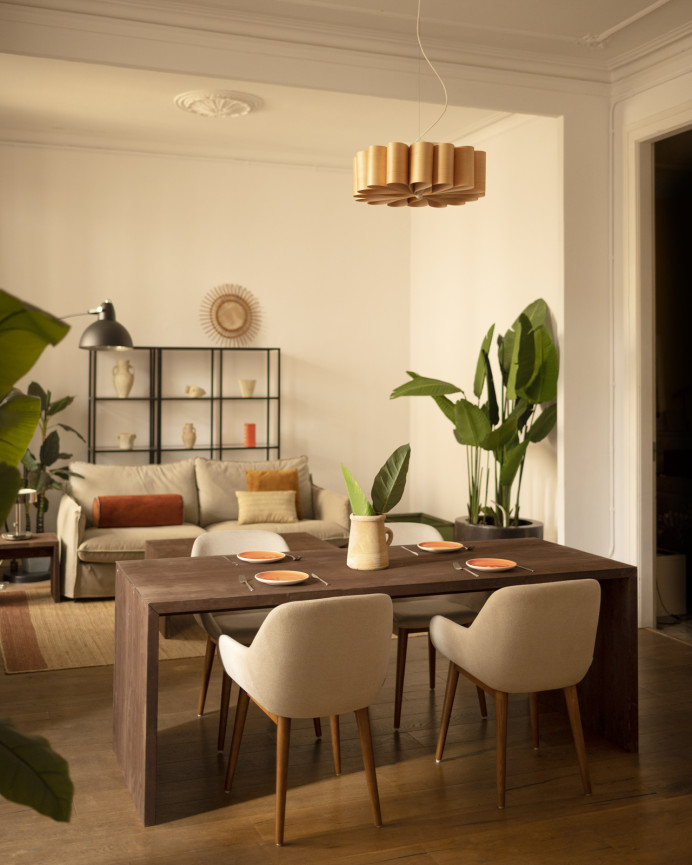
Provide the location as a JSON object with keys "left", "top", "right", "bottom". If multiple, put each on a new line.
{"left": 465, "top": 557, "right": 517, "bottom": 572}
{"left": 237, "top": 550, "right": 286, "bottom": 564}
{"left": 417, "top": 541, "right": 464, "bottom": 553}
{"left": 254, "top": 570, "right": 310, "bottom": 586}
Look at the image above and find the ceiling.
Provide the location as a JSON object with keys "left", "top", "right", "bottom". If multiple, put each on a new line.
{"left": 0, "top": 0, "right": 690, "bottom": 167}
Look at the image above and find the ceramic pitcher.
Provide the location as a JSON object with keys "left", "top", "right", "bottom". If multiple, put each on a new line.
{"left": 346, "top": 514, "right": 394, "bottom": 570}
{"left": 112, "top": 358, "right": 134, "bottom": 398}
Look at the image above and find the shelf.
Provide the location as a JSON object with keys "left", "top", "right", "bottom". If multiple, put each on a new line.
{"left": 87, "top": 347, "right": 281, "bottom": 464}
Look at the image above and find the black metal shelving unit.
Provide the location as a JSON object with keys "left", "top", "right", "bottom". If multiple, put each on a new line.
{"left": 87, "top": 346, "right": 280, "bottom": 463}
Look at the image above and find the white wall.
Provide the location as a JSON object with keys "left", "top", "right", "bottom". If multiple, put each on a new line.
{"left": 0, "top": 144, "right": 412, "bottom": 524}
{"left": 407, "top": 115, "right": 564, "bottom": 539}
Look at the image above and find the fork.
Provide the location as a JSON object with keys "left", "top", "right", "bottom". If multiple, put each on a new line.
{"left": 453, "top": 561, "right": 479, "bottom": 577}
{"left": 238, "top": 574, "right": 254, "bottom": 592}
{"left": 223, "top": 555, "right": 239, "bottom": 567}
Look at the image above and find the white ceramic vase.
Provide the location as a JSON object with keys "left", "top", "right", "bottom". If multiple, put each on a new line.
{"left": 346, "top": 514, "right": 394, "bottom": 570}
{"left": 182, "top": 423, "right": 197, "bottom": 448}
{"left": 113, "top": 359, "right": 135, "bottom": 398}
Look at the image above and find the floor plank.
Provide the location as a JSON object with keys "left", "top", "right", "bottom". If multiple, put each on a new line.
{"left": 1, "top": 629, "right": 690, "bottom": 862}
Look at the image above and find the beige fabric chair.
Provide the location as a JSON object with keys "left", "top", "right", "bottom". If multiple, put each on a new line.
{"left": 191, "top": 529, "right": 290, "bottom": 749}
{"left": 431, "top": 579, "right": 601, "bottom": 808}
{"left": 388, "top": 522, "right": 489, "bottom": 728}
{"left": 218, "top": 593, "right": 393, "bottom": 846}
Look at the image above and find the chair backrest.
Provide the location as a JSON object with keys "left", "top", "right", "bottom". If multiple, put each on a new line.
{"left": 218, "top": 594, "right": 393, "bottom": 718}
{"left": 385, "top": 521, "right": 443, "bottom": 545}
{"left": 191, "top": 529, "right": 289, "bottom": 557}
{"left": 432, "top": 579, "right": 601, "bottom": 694}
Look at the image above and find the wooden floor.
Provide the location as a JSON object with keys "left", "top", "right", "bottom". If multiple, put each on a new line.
{"left": 1, "top": 628, "right": 690, "bottom": 863}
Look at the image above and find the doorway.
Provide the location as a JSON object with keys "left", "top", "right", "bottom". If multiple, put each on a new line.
{"left": 654, "top": 128, "right": 692, "bottom": 635}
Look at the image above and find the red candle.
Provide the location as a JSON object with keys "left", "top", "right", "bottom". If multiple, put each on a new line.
{"left": 244, "top": 423, "right": 256, "bottom": 448}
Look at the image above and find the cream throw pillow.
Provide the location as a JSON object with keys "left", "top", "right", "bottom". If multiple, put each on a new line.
{"left": 236, "top": 490, "right": 298, "bottom": 525}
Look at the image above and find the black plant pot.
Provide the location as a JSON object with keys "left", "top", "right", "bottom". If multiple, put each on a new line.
{"left": 454, "top": 516, "right": 544, "bottom": 543}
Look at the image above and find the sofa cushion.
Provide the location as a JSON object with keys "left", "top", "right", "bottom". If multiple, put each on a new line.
{"left": 236, "top": 490, "right": 298, "bottom": 525}
{"left": 245, "top": 468, "right": 303, "bottom": 518}
{"left": 93, "top": 494, "right": 184, "bottom": 527}
{"left": 77, "top": 523, "right": 205, "bottom": 563}
{"left": 195, "top": 456, "right": 314, "bottom": 526}
{"left": 69, "top": 459, "right": 199, "bottom": 526}
{"left": 206, "top": 519, "right": 349, "bottom": 544}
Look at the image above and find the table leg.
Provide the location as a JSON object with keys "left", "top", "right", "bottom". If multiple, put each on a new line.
{"left": 113, "top": 566, "right": 161, "bottom": 825}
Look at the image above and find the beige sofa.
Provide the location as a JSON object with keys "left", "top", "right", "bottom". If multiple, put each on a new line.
{"left": 57, "top": 455, "right": 350, "bottom": 599}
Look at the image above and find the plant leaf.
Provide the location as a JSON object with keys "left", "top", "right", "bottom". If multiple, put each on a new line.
{"left": 0, "top": 390, "right": 41, "bottom": 467}
{"left": 341, "top": 464, "right": 375, "bottom": 516}
{"left": 526, "top": 403, "right": 557, "bottom": 442}
{"left": 506, "top": 314, "right": 535, "bottom": 399}
{"left": 39, "top": 429, "right": 61, "bottom": 469}
{"left": 371, "top": 443, "right": 411, "bottom": 515}
{"left": 519, "top": 325, "right": 559, "bottom": 403}
{"left": 454, "top": 400, "right": 491, "bottom": 446}
{"left": 390, "top": 373, "right": 461, "bottom": 399}
{"left": 499, "top": 440, "right": 529, "bottom": 486}
{"left": 473, "top": 325, "right": 495, "bottom": 399}
{"left": 0, "top": 464, "right": 22, "bottom": 523}
{"left": 57, "top": 423, "right": 86, "bottom": 443}
{"left": 0, "top": 291, "right": 69, "bottom": 395}
{"left": 0, "top": 718, "right": 73, "bottom": 822}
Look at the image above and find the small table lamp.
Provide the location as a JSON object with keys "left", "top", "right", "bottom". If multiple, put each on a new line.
{"left": 2, "top": 488, "right": 37, "bottom": 540}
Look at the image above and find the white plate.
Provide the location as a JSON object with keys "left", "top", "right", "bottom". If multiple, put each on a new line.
{"left": 254, "top": 570, "right": 310, "bottom": 586}
{"left": 417, "top": 541, "right": 464, "bottom": 553}
{"left": 465, "top": 557, "right": 517, "bottom": 573}
{"left": 237, "top": 550, "right": 286, "bottom": 564}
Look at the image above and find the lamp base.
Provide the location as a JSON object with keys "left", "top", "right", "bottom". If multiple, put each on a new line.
{"left": 2, "top": 531, "right": 33, "bottom": 540}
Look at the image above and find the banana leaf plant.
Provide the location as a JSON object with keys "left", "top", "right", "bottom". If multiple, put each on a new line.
{"left": 341, "top": 443, "right": 411, "bottom": 516}
{"left": 0, "top": 289, "right": 73, "bottom": 822}
{"left": 391, "top": 298, "right": 558, "bottom": 527}
{"left": 21, "top": 382, "right": 85, "bottom": 534}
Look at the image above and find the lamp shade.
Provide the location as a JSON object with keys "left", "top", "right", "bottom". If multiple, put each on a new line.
{"left": 78, "top": 301, "right": 133, "bottom": 350}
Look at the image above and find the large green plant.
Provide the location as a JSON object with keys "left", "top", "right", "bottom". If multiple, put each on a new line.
{"left": 21, "top": 382, "right": 85, "bottom": 533}
{"left": 0, "top": 288, "right": 74, "bottom": 822}
{"left": 391, "top": 299, "right": 558, "bottom": 527}
{"left": 341, "top": 443, "right": 411, "bottom": 516}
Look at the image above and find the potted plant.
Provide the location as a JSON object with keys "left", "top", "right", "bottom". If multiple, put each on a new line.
{"left": 390, "top": 298, "right": 558, "bottom": 540}
{"left": 341, "top": 443, "right": 411, "bottom": 569}
{"left": 21, "top": 382, "right": 85, "bottom": 535}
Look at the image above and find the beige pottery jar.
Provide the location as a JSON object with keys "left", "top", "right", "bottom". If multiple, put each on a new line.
{"left": 112, "top": 358, "right": 134, "bottom": 398}
{"left": 346, "top": 514, "right": 393, "bottom": 570}
{"left": 182, "top": 423, "right": 197, "bottom": 448}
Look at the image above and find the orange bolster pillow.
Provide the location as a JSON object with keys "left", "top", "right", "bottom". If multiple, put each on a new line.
{"left": 93, "top": 494, "right": 184, "bottom": 528}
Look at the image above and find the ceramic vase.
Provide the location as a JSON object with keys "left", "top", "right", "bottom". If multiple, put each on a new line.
{"left": 239, "top": 379, "right": 256, "bottom": 398}
{"left": 182, "top": 423, "right": 197, "bottom": 448}
{"left": 244, "top": 423, "right": 256, "bottom": 448}
{"left": 346, "top": 514, "right": 394, "bottom": 570}
{"left": 113, "top": 358, "right": 135, "bottom": 398}
{"left": 118, "top": 432, "right": 136, "bottom": 450}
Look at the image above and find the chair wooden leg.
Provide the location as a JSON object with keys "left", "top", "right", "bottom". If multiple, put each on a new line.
{"left": 355, "top": 707, "right": 383, "bottom": 828}
{"left": 427, "top": 633, "right": 436, "bottom": 689}
{"left": 275, "top": 716, "right": 291, "bottom": 846}
{"left": 563, "top": 684, "right": 592, "bottom": 795}
{"left": 435, "top": 662, "right": 460, "bottom": 762}
{"left": 197, "top": 636, "right": 216, "bottom": 716}
{"left": 312, "top": 717, "right": 322, "bottom": 738}
{"left": 529, "top": 692, "right": 539, "bottom": 749}
{"left": 224, "top": 689, "right": 250, "bottom": 793}
{"left": 330, "top": 715, "right": 341, "bottom": 776}
{"left": 217, "top": 671, "right": 232, "bottom": 751}
{"left": 393, "top": 629, "right": 409, "bottom": 729}
{"left": 476, "top": 686, "right": 488, "bottom": 718}
{"left": 495, "top": 691, "right": 508, "bottom": 809}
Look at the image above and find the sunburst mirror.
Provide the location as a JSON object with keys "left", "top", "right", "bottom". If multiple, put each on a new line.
{"left": 200, "top": 284, "right": 261, "bottom": 346}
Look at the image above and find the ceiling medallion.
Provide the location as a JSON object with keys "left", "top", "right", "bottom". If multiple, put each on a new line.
{"left": 200, "top": 284, "right": 261, "bottom": 347}
{"left": 174, "top": 90, "right": 262, "bottom": 118}
{"left": 352, "top": 0, "right": 486, "bottom": 209}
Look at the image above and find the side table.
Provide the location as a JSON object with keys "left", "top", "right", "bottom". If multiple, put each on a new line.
{"left": 0, "top": 533, "right": 61, "bottom": 602}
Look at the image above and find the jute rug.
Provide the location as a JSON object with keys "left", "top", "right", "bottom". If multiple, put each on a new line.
{"left": 0, "top": 583, "right": 206, "bottom": 674}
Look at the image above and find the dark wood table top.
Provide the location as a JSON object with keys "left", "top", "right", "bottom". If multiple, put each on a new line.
{"left": 117, "top": 537, "right": 635, "bottom": 617}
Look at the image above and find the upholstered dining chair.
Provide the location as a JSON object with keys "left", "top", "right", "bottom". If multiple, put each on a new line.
{"left": 218, "top": 593, "right": 393, "bottom": 846}
{"left": 387, "top": 521, "right": 490, "bottom": 728}
{"left": 191, "top": 529, "right": 290, "bottom": 749}
{"left": 431, "top": 578, "right": 602, "bottom": 809}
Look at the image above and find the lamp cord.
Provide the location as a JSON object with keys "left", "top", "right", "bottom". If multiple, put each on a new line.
{"left": 415, "top": 0, "right": 448, "bottom": 142}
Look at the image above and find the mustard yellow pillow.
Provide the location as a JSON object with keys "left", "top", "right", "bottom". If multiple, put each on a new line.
{"left": 235, "top": 490, "right": 298, "bottom": 525}
{"left": 245, "top": 468, "right": 303, "bottom": 519}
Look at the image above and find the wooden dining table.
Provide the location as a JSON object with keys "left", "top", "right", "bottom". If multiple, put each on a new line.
{"left": 113, "top": 533, "right": 638, "bottom": 826}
